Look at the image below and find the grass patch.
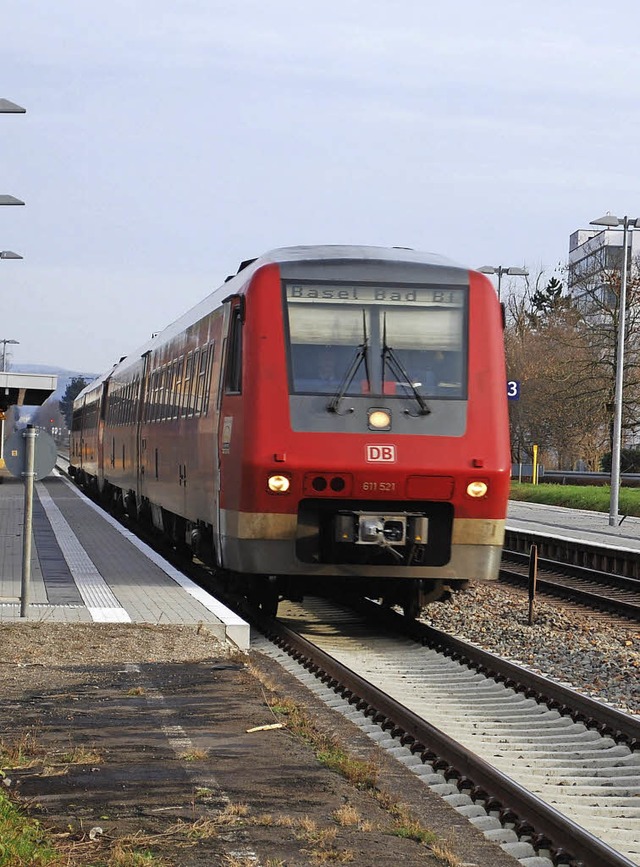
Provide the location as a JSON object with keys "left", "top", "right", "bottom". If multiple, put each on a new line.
{"left": 510, "top": 482, "right": 640, "bottom": 516}
{"left": 374, "top": 794, "right": 437, "bottom": 846}
{"left": 1, "top": 731, "right": 103, "bottom": 773}
{"left": 0, "top": 788, "right": 252, "bottom": 866}
{"left": 56, "top": 744, "right": 103, "bottom": 766}
{"left": 0, "top": 789, "right": 58, "bottom": 866}
{"left": 265, "top": 696, "right": 378, "bottom": 788}
{"left": 0, "top": 730, "right": 47, "bottom": 768}
{"left": 178, "top": 748, "right": 208, "bottom": 762}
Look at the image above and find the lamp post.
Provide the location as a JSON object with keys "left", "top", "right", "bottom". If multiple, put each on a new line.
{"left": 1, "top": 338, "right": 19, "bottom": 372}
{"left": 589, "top": 214, "right": 640, "bottom": 526}
{"left": 0, "top": 251, "right": 22, "bottom": 259}
{"left": 477, "top": 265, "right": 529, "bottom": 300}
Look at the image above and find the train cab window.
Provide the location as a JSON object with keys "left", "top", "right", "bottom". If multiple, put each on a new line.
{"left": 225, "top": 308, "right": 243, "bottom": 394}
{"left": 285, "top": 282, "right": 467, "bottom": 400}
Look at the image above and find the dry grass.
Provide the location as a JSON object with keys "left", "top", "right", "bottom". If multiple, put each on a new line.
{"left": 178, "top": 748, "right": 209, "bottom": 762}
{"left": 0, "top": 729, "right": 46, "bottom": 768}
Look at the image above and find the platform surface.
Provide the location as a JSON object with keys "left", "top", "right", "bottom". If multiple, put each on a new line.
{"left": 0, "top": 468, "right": 249, "bottom": 648}
{"left": 507, "top": 498, "right": 640, "bottom": 554}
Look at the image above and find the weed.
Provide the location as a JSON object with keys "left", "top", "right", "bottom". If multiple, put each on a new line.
{"left": 0, "top": 789, "right": 58, "bottom": 865}
{"left": 384, "top": 800, "right": 437, "bottom": 844}
{"left": 429, "top": 839, "right": 463, "bottom": 866}
{"left": 178, "top": 748, "right": 208, "bottom": 761}
{"left": 178, "top": 815, "right": 220, "bottom": 841}
{"left": 220, "top": 857, "right": 256, "bottom": 867}
{"left": 0, "top": 729, "right": 45, "bottom": 768}
{"left": 56, "top": 744, "right": 103, "bottom": 766}
{"left": 307, "top": 847, "right": 355, "bottom": 863}
{"left": 331, "top": 804, "right": 361, "bottom": 827}
{"left": 217, "top": 803, "right": 250, "bottom": 823}
{"left": 264, "top": 696, "right": 378, "bottom": 788}
{"left": 126, "top": 686, "right": 145, "bottom": 696}
{"left": 107, "top": 841, "right": 169, "bottom": 865}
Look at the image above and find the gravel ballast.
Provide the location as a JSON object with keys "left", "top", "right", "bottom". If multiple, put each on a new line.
{"left": 421, "top": 582, "right": 640, "bottom": 717}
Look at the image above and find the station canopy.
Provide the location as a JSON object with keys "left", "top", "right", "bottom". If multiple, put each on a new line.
{"left": 0, "top": 371, "right": 58, "bottom": 412}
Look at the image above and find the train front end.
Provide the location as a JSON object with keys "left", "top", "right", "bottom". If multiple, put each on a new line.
{"left": 218, "top": 247, "right": 510, "bottom": 612}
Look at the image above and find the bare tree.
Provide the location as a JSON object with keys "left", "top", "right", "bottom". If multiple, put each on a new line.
{"left": 561, "top": 248, "right": 640, "bottom": 452}
{"left": 504, "top": 271, "right": 609, "bottom": 469}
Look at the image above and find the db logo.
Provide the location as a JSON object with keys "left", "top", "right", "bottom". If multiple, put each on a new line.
{"left": 366, "top": 444, "right": 397, "bottom": 462}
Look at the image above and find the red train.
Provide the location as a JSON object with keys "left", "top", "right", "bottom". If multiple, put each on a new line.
{"left": 70, "top": 245, "right": 510, "bottom": 616}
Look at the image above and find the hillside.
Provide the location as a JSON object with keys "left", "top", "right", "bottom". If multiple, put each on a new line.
{"left": 11, "top": 365, "right": 98, "bottom": 401}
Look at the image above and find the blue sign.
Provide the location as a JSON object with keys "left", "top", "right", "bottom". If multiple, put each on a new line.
{"left": 507, "top": 380, "right": 520, "bottom": 400}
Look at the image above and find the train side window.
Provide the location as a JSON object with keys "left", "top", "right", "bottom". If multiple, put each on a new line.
{"left": 174, "top": 358, "right": 182, "bottom": 417}
{"left": 225, "top": 308, "right": 243, "bottom": 394}
{"left": 188, "top": 349, "right": 200, "bottom": 415}
{"left": 159, "top": 366, "right": 168, "bottom": 421}
{"left": 150, "top": 369, "right": 160, "bottom": 422}
{"left": 182, "top": 353, "right": 194, "bottom": 416}
{"left": 202, "top": 342, "right": 215, "bottom": 415}
{"left": 195, "top": 345, "right": 210, "bottom": 415}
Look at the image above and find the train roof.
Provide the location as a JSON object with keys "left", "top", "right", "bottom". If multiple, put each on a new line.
{"left": 78, "top": 245, "right": 470, "bottom": 394}
{"left": 247, "top": 245, "right": 463, "bottom": 268}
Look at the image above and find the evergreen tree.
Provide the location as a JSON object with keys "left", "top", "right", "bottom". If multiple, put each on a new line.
{"left": 59, "top": 377, "right": 88, "bottom": 428}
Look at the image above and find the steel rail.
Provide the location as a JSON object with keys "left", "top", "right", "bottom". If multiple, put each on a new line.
{"left": 504, "top": 548, "right": 640, "bottom": 591}
{"left": 500, "top": 552, "right": 640, "bottom": 619}
{"left": 353, "top": 599, "right": 640, "bottom": 747}
{"left": 259, "top": 611, "right": 636, "bottom": 867}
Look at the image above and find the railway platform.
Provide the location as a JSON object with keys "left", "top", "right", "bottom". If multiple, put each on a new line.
{"left": 507, "top": 498, "right": 640, "bottom": 554}
{"left": 0, "top": 466, "right": 249, "bottom": 649}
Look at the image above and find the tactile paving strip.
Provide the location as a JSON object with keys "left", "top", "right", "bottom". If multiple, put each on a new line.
{"left": 35, "top": 483, "right": 131, "bottom": 623}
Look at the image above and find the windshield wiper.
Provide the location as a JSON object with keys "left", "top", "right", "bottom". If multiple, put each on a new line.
{"left": 327, "top": 310, "right": 370, "bottom": 414}
{"left": 381, "top": 314, "right": 430, "bottom": 416}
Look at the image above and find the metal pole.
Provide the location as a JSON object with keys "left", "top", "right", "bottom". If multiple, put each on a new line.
{"left": 528, "top": 544, "right": 538, "bottom": 626}
{"left": 609, "top": 219, "right": 630, "bottom": 526}
{"left": 20, "top": 425, "right": 37, "bottom": 617}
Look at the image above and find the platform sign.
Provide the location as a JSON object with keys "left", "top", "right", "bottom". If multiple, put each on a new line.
{"left": 4, "top": 429, "right": 57, "bottom": 479}
{"left": 507, "top": 380, "right": 520, "bottom": 401}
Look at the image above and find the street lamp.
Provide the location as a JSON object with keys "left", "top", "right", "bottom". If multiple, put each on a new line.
{"left": 0, "top": 99, "right": 26, "bottom": 114}
{"left": 1, "top": 338, "right": 19, "bottom": 372}
{"left": 0, "top": 195, "right": 24, "bottom": 206}
{"left": 589, "top": 213, "right": 640, "bottom": 526}
{"left": 477, "top": 265, "right": 529, "bottom": 300}
{"left": 0, "top": 251, "right": 22, "bottom": 259}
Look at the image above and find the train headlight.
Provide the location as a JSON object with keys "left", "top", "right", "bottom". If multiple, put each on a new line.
{"left": 368, "top": 408, "right": 391, "bottom": 430}
{"left": 466, "top": 481, "right": 488, "bottom": 498}
{"left": 267, "top": 474, "right": 290, "bottom": 493}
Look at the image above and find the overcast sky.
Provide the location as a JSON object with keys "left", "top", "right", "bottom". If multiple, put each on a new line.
{"left": 3, "top": 0, "right": 640, "bottom": 374}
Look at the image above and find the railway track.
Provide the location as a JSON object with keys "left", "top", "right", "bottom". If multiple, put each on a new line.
{"left": 55, "top": 458, "right": 639, "bottom": 863}
{"left": 501, "top": 547, "right": 640, "bottom": 620}
{"left": 254, "top": 597, "right": 640, "bottom": 867}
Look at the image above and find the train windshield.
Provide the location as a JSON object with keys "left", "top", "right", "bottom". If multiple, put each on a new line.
{"left": 285, "top": 282, "right": 467, "bottom": 399}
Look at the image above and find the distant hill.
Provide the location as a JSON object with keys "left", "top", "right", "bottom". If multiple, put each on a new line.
{"left": 11, "top": 365, "right": 99, "bottom": 401}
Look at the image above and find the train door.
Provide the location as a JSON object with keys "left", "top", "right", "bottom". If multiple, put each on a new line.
{"left": 136, "top": 351, "right": 151, "bottom": 509}
{"left": 97, "top": 375, "right": 112, "bottom": 492}
{"left": 214, "top": 295, "right": 244, "bottom": 567}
